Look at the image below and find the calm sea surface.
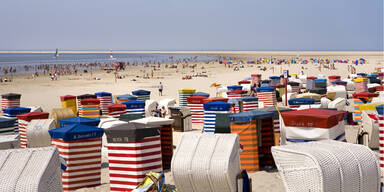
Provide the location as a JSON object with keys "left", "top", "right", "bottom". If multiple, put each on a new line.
{"left": 0, "top": 53, "right": 218, "bottom": 74}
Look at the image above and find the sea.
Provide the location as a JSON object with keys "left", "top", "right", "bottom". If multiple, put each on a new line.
{"left": 0, "top": 53, "right": 218, "bottom": 74}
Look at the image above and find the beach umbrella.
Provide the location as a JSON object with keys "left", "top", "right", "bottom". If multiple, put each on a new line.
{"left": 210, "top": 83, "right": 221, "bottom": 87}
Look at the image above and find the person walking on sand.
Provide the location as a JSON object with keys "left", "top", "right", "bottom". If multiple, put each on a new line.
{"left": 158, "top": 82, "right": 163, "bottom": 96}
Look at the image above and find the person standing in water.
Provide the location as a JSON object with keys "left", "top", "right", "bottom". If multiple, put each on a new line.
{"left": 158, "top": 82, "right": 163, "bottom": 96}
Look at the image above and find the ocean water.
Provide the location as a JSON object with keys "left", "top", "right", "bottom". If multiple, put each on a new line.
{"left": 0, "top": 53, "right": 217, "bottom": 74}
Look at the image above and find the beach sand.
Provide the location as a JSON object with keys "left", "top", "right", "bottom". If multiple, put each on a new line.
{"left": 1, "top": 52, "right": 383, "bottom": 191}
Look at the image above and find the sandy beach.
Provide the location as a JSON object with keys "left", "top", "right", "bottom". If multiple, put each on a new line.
{"left": 1, "top": 52, "right": 383, "bottom": 191}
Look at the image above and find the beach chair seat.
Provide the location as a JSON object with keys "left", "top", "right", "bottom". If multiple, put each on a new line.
{"left": 272, "top": 140, "right": 380, "bottom": 192}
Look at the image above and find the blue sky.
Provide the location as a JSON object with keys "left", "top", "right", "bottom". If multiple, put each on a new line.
{"left": 0, "top": 0, "right": 382, "bottom": 51}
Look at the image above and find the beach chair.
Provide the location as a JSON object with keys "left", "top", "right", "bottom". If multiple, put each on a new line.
{"left": 0, "top": 147, "right": 63, "bottom": 192}
{"left": 171, "top": 133, "right": 242, "bottom": 192}
{"left": 272, "top": 140, "right": 380, "bottom": 192}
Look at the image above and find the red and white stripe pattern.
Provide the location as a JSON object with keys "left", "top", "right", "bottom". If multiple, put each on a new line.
{"left": 1, "top": 98, "right": 20, "bottom": 110}
{"left": 378, "top": 114, "right": 384, "bottom": 169}
{"left": 227, "top": 91, "right": 247, "bottom": 99}
{"left": 107, "top": 136, "right": 162, "bottom": 192}
{"left": 273, "top": 118, "right": 280, "bottom": 133}
{"left": 98, "top": 96, "right": 112, "bottom": 116}
{"left": 257, "top": 92, "right": 277, "bottom": 107}
{"left": 187, "top": 96, "right": 207, "bottom": 124}
{"left": 108, "top": 104, "right": 127, "bottom": 119}
{"left": 243, "top": 100, "right": 258, "bottom": 111}
{"left": 52, "top": 137, "right": 102, "bottom": 191}
{"left": 18, "top": 119, "right": 29, "bottom": 148}
{"left": 187, "top": 103, "right": 204, "bottom": 123}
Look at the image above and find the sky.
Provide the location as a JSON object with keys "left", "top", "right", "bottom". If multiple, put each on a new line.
{"left": 0, "top": 0, "right": 383, "bottom": 51}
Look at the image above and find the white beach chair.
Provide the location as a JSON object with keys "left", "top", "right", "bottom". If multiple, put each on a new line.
{"left": 145, "top": 100, "right": 158, "bottom": 117}
{"left": 0, "top": 147, "right": 63, "bottom": 192}
{"left": 26, "top": 119, "right": 55, "bottom": 148}
{"left": 328, "top": 98, "right": 346, "bottom": 111}
{"left": 272, "top": 140, "right": 380, "bottom": 192}
{"left": 171, "top": 133, "right": 242, "bottom": 192}
{"left": 0, "top": 134, "right": 19, "bottom": 149}
{"left": 361, "top": 110, "right": 379, "bottom": 149}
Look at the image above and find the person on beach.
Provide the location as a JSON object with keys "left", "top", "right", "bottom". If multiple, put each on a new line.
{"left": 158, "top": 82, "right": 163, "bottom": 96}
{"left": 161, "top": 106, "right": 167, "bottom": 117}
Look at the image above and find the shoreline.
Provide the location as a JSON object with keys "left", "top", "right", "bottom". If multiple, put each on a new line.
{"left": 0, "top": 50, "right": 383, "bottom": 56}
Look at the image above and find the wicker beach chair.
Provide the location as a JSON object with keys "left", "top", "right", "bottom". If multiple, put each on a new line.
{"left": 0, "top": 147, "right": 63, "bottom": 192}
{"left": 171, "top": 133, "right": 242, "bottom": 192}
{"left": 272, "top": 140, "right": 380, "bottom": 192}
{"left": 0, "top": 134, "right": 19, "bottom": 149}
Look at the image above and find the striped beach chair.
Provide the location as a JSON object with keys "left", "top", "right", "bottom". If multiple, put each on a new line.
{"left": 60, "top": 95, "right": 77, "bottom": 117}
{"left": 203, "top": 101, "right": 230, "bottom": 133}
{"left": 108, "top": 104, "right": 127, "bottom": 118}
{"left": 376, "top": 105, "right": 384, "bottom": 170}
{"left": 257, "top": 86, "right": 277, "bottom": 107}
{"left": 49, "top": 124, "right": 104, "bottom": 191}
{"left": 178, "top": 89, "right": 196, "bottom": 107}
{"left": 240, "top": 97, "right": 259, "bottom": 111}
{"left": 121, "top": 100, "right": 145, "bottom": 118}
{"left": 281, "top": 109, "right": 346, "bottom": 144}
{"left": 104, "top": 123, "right": 162, "bottom": 192}
{"left": 187, "top": 95, "right": 207, "bottom": 124}
{"left": 2, "top": 107, "right": 31, "bottom": 133}
{"left": 95, "top": 92, "right": 112, "bottom": 116}
{"left": 1, "top": 93, "right": 21, "bottom": 110}
{"left": 130, "top": 117, "right": 175, "bottom": 170}
{"left": 79, "top": 98, "right": 101, "bottom": 119}
{"left": 132, "top": 89, "right": 151, "bottom": 101}
{"left": 76, "top": 94, "right": 96, "bottom": 113}
{"left": 353, "top": 92, "right": 378, "bottom": 123}
{"left": 259, "top": 106, "right": 292, "bottom": 146}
